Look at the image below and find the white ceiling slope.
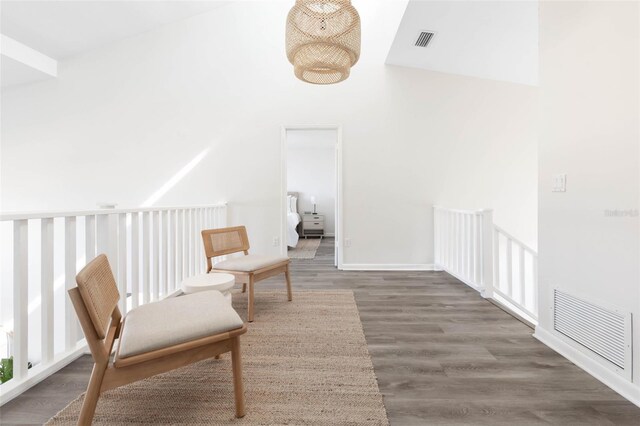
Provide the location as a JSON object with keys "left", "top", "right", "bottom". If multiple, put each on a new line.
{"left": 1, "top": 0, "right": 229, "bottom": 87}
{"left": 1, "top": 1, "right": 230, "bottom": 59}
{"left": 386, "top": 0, "right": 539, "bottom": 86}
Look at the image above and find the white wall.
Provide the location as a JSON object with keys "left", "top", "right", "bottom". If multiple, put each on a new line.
{"left": 287, "top": 129, "right": 336, "bottom": 235}
{"left": 537, "top": 1, "right": 640, "bottom": 404}
{"left": 0, "top": 0, "right": 538, "bottom": 268}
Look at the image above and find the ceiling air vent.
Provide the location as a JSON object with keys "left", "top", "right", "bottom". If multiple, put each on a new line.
{"left": 415, "top": 31, "right": 435, "bottom": 48}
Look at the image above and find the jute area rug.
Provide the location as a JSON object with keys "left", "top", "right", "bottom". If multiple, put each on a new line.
{"left": 47, "top": 290, "right": 388, "bottom": 425}
{"left": 288, "top": 238, "right": 322, "bottom": 259}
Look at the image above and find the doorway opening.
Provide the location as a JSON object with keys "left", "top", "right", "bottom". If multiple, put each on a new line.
{"left": 281, "top": 126, "right": 342, "bottom": 269}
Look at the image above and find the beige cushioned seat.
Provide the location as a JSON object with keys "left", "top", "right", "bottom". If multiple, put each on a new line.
{"left": 214, "top": 254, "right": 289, "bottom": 272}
{"left": 117, "top": 290, "right": 243, "bottom": 359}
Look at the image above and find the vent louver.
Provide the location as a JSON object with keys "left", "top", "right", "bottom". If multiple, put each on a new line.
{"left": 554, "top": 289, "right": 632, "bottom": 379}
{"left": 415, "top": 31, "right": 435, "bottom": 47}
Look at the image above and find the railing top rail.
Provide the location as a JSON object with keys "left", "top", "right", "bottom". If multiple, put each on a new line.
{"left": 433, "top": 205, "right": 493, "bottom": 214}
{"left": 494, "top": 225, "right": 538, "bottom": 256}
{"left": 0, "top": 203, "right": 227, "bottom": 222}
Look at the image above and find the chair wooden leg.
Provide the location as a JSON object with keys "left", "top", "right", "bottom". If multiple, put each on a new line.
{"left": 247, "top": 276, "right": 255, "bottom": 322}
{"left": 78, "top": 362, "right": 107, "bottom": 425}
{"left": 231, "top": 337, "right": 245, "bottom": 418}
{"left": 285, "top": 266, "right": 293, "bottom": 302}
{"left": 242, "top": 283, "right": 247, "bottom": 293}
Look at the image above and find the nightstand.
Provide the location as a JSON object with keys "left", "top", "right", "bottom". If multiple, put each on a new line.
{"left": 302, "top": 214, "right": 324, "bottom": 238}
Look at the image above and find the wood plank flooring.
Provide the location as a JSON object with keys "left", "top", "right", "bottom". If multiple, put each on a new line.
{"left": 2, "top": 237, "right": 639, "bottom": 425}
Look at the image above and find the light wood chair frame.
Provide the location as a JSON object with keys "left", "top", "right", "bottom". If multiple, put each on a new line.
{"left": 69, "top": 262, "right": 247, "bottom": 425}
{"left": 202, "top": 226, "right": 292, "bottom": 322}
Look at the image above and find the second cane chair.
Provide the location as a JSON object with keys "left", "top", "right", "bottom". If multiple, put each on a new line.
{"left": 202, "top": 226, "right": 292, "bottom": 322}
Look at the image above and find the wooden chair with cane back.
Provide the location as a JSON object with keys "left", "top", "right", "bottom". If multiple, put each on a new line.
{"left": 202, "top": 226, "right": 292, "bottom": 322}
{"left": 68, "top": 254, "right": 247, "bottom": 424}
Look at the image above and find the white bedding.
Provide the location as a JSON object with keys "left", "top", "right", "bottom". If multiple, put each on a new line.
{"left": 287, "top": 211, "right": 301, "bottom": 248}
{"left": 287, "top": 194, "right": 301, "bottom": 248}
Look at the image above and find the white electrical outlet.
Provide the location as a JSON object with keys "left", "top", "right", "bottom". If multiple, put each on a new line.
{"left": 552, "top": 174, "right": 567, "bottom": 192}
{"left": 273, "top": 237, "right": 280, "bottom": 246}
{"left": 344, "top": 238, "right": 352, "bottom": 248}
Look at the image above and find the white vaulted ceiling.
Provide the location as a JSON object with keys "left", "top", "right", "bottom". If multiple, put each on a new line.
{"left": 0, "top": 0, "right": 230, "bottom": 87}
{"left": 1, "top": 1, "right": 538, "bottom": 88}
{"left": 1, "top": 1, "right": 230, "bottom": 59}
{"left": 386, "top": 1, "right": 539, "bottom": 86}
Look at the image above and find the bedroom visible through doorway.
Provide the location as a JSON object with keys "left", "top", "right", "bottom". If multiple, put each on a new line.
{"left": 282, "top": 127, "right": 341, "bottom": 268}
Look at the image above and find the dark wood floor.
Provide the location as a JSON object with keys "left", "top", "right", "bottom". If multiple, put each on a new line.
{"left": 2, "top": 237, "right": 639, "bottom": 425}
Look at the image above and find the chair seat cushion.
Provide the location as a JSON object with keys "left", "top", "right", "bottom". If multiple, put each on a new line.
{"left": 214, "top": 254, "right": 289, "bottom": 272}
{"left": 117, "top": 290, "right": 243, "bottom": 359}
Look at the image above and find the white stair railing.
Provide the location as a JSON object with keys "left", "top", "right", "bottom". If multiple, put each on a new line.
{"left": 0, "top": 204, "right": 227, "bottom": 405}
{"left": 433, "top": 206, "right": 538, "bottom": 324}
{"left": 492, "top": 225, "right": 538, "bottom": 322}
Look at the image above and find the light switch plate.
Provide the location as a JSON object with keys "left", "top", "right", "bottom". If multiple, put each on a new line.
{"left": 553, "top": 174, "right": 567, "bottom": 192}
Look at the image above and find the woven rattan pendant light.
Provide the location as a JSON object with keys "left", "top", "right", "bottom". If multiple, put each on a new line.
{"left": 286, "top": 0, "right": 361, "bottom": 85}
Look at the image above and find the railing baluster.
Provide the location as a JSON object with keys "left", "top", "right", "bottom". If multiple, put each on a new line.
{"left": 193, "top": 208, "right": 200, "bottom": 274}
{"left": 13, "top": 220, "right": 29, "bottom": 381}
{"left": 479, "top": 210, "right": 493, "bottom": 297}
{"left": 166, "top": 210, "right": 174, "bottom": 292}
{"left": 194, "top": 208, "right": 199, "bottom": 274}
{"left": 472, "top": 214, "right": 480, "bottom": 284}
{"left": 437, "top": 210, "right": 442, "bottom": 268}
{"left": 447, "top": 211, "right": 452, "bottom": 270}
{"left": 85, "top": 215, "right": 96, "bottom": 262}
{"left": 464, "top": 214, "right": 471, "bottom": 280}
{"left": 189, "top": 209, "right": 195, "bottom": 276}
{"left": 184, "top": 209, "right": 190, "bottom": 277}
{"left": 131, "top": 212, "right": 140, "bottom": 309}
{"left": 177, "top": 209, "right": 184, "bottom": 283}
{"left": 199, "top": 208, "right": 205, "bottom": 272}
{"left": 142, "top": 212, "right": 150, "bottom": 304}
{"left": 493, "top": 229, "right": 500, "bottom": 291}
{"left": 64, "top": 216, "right": 77, "bottom": 350}
{"left": 460, "top": 213, "right": 465, "bottom": 278}
{"left": 459, "top": 213, "right": 465, "bottom": 277}
{"left": 161, "top": 210, "right": 168, "bottom": 296}
{"left": 458, "top": 213, "right": 463, "bottom": 275}
{"left": 41, "top": 218, "right": 54, "bottom": 364}
{"left": 433, "top": 207, "right": 440, "bottom": 268}
{"left": 453, "top": 213, "right": 459, "bottom": 274}
{"left": 468, "top": 214, "right": 473, "bottom": 280}
{"left": 506, "top": 237, "right": 513, "bottom": 297}
{"left": 518, "top": 245, "right": 526, "bottom": 305}
{"left": 117, "top": 213, "right": 127, "bottom": 313}
{"left": 447, "top": 211, "right": 453, "bottom": 270}
{"left": 97, "top": 214, "right": 118, "bottom": 284}
{"left": 532, "top": 254, "right": 539, "bottom": 315}
{"left": 152, "top": 211, "right": 160, "bottom": 301}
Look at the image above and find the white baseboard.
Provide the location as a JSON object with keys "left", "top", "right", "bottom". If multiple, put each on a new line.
{"left": 0, "top": 343, "right": 87, "bottom": 406}
{"left": 533, "top": 326, "right": 640, "bottom": 408}
{"left": 340, "top": 263, "right": 436, "bottom": 271}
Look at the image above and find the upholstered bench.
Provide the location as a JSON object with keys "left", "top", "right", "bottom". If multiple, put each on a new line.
{"left": 116, "top": 290, "right": 242, "bottom": 361}
{"left": 69, "top": 254, "right": 248, "bottom": 424}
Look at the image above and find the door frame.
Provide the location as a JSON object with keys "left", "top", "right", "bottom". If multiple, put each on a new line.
{"left": 280, "top": 125, "right": 343, "bottom": 269}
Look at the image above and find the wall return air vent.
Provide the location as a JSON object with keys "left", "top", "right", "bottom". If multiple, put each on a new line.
{"left": 415, "top": 31, "right": 435, "bottom": 48}
{"left": 554, "top": 289, "right": 633, "bottom": 380}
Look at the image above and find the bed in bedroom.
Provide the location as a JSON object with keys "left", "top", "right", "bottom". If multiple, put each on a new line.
{"left": 287, "top": 192, "right": 301, "bottom": 248}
